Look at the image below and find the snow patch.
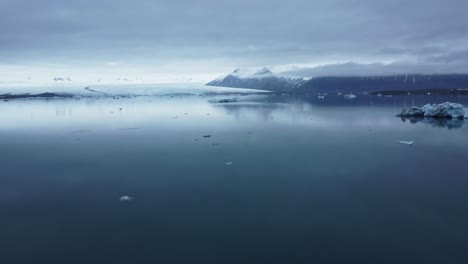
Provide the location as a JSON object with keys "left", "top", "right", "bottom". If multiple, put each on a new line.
{"left": 229, "top": 67, "right": 276, "bottom": 79}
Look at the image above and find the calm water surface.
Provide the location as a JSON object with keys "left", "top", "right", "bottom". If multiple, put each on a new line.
{"left": 1, "top": 92, "right": 468, "bottom": 263}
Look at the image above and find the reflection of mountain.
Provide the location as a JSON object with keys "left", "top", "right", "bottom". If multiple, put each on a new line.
{"left": 400, "top": 116, "right": 465, "bottom": 129}
{"left": 213, "top": 101, "right": 285, "bottom": 122}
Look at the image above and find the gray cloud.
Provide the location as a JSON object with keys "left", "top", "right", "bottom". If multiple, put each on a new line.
{"left": 280, "top": 59, "right": 468, "bottom": 78}
{"left": 1, "top": 0, "right": 468, "bottom": 79}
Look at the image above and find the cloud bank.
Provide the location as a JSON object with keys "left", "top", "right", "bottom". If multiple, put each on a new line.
{"left": 1, "top": 0, "right": 468, "bottom": 82}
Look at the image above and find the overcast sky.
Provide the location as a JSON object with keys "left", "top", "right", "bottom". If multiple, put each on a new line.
{"left": 1, "top": 0, "right": 468, "bottom": 82}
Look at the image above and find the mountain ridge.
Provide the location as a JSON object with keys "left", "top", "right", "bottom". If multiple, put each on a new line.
{"left": 206, "top": 67, "right": 306, "bottom": 91}
{"left": 207, "top": 69, "right": 468, "bottom": 93}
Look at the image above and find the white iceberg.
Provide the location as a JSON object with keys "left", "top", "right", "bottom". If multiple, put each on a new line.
{"left": 398, "top": 102, "right": 465, "bottom": 119}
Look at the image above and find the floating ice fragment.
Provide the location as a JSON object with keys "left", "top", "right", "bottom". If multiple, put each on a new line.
{"left": 226, "top": 162, "right": 233, "bottom": 165}
{"left": 209, "top": 98, "right": 237, "bottom": 103}
{"left": 120, "top": 196, "right": 134, "bottom": 202}
{"left": 344, "top": 93, "right": 357, "bottom": 99}
{"left": 395, "top": 141, "right": 415, "bottom": 146}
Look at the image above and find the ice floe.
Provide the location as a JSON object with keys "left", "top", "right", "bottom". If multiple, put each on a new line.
{"left": 396, "top": 141, "right": 415, "bottom": 146}
{"left": 344, "top": 93, "right": 357, "bottom": 99}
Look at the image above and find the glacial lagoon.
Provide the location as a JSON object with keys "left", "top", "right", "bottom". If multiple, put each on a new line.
{"left": 1, "top": 86, "right": 468, "bottom": 263}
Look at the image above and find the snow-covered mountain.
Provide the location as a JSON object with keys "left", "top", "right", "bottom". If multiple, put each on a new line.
{"left": 297, "top": 74, "right": 468, "bottom": 93}
{"left": 206, "top": 67, "right": 306, "bottom": 91}
{"left": 208, "top": 68, "right": 468, "bottom": 94}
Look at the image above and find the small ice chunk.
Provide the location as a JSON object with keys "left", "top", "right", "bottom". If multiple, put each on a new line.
{"left": 344, "top": 93, "right": 357, "bottom": 99}
{"left": 395, "top": 140, "right": 415, "bottom": 146}
{"left": 219, "top": 98, "right": 237, "bottom": 103}
{"left": 226, "top": 162, "right": 233, "bottom": 165}
{"left": 120, "top": 196, "right": 134, "bottom": 202}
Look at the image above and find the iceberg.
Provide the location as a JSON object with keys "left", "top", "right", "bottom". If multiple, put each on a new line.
{"left": 422, "top": 102, "right": 465, "bottom": 118}
{"left": 398, "top": 107, "right": 424, "bottom": 116}
{"left": 398, "top": 102, "right": 465, "bottom": 119}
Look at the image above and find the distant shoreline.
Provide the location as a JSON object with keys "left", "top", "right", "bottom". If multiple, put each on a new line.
{"left": 370, "top": 89, "right": 468, "bottom": 96}
{"left": 0, "top": 92, "right": 73, "bottom": 100}
{"left": 2, "top": 88, "right": 468, "bottom": 102}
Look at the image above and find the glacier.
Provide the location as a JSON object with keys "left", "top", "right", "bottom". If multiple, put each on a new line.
{"left": 0, "top": 83, "right": 265, "bottom": 100}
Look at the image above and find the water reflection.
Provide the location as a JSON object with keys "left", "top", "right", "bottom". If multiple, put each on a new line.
{"left": 2, "top": 91, "right": 468, "bottom": 264}
{"left": 400, "top": 116, "right": 465, "bottom": 129}
{"left": 214, "top": 102, "right": 287, "bottom": 122}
